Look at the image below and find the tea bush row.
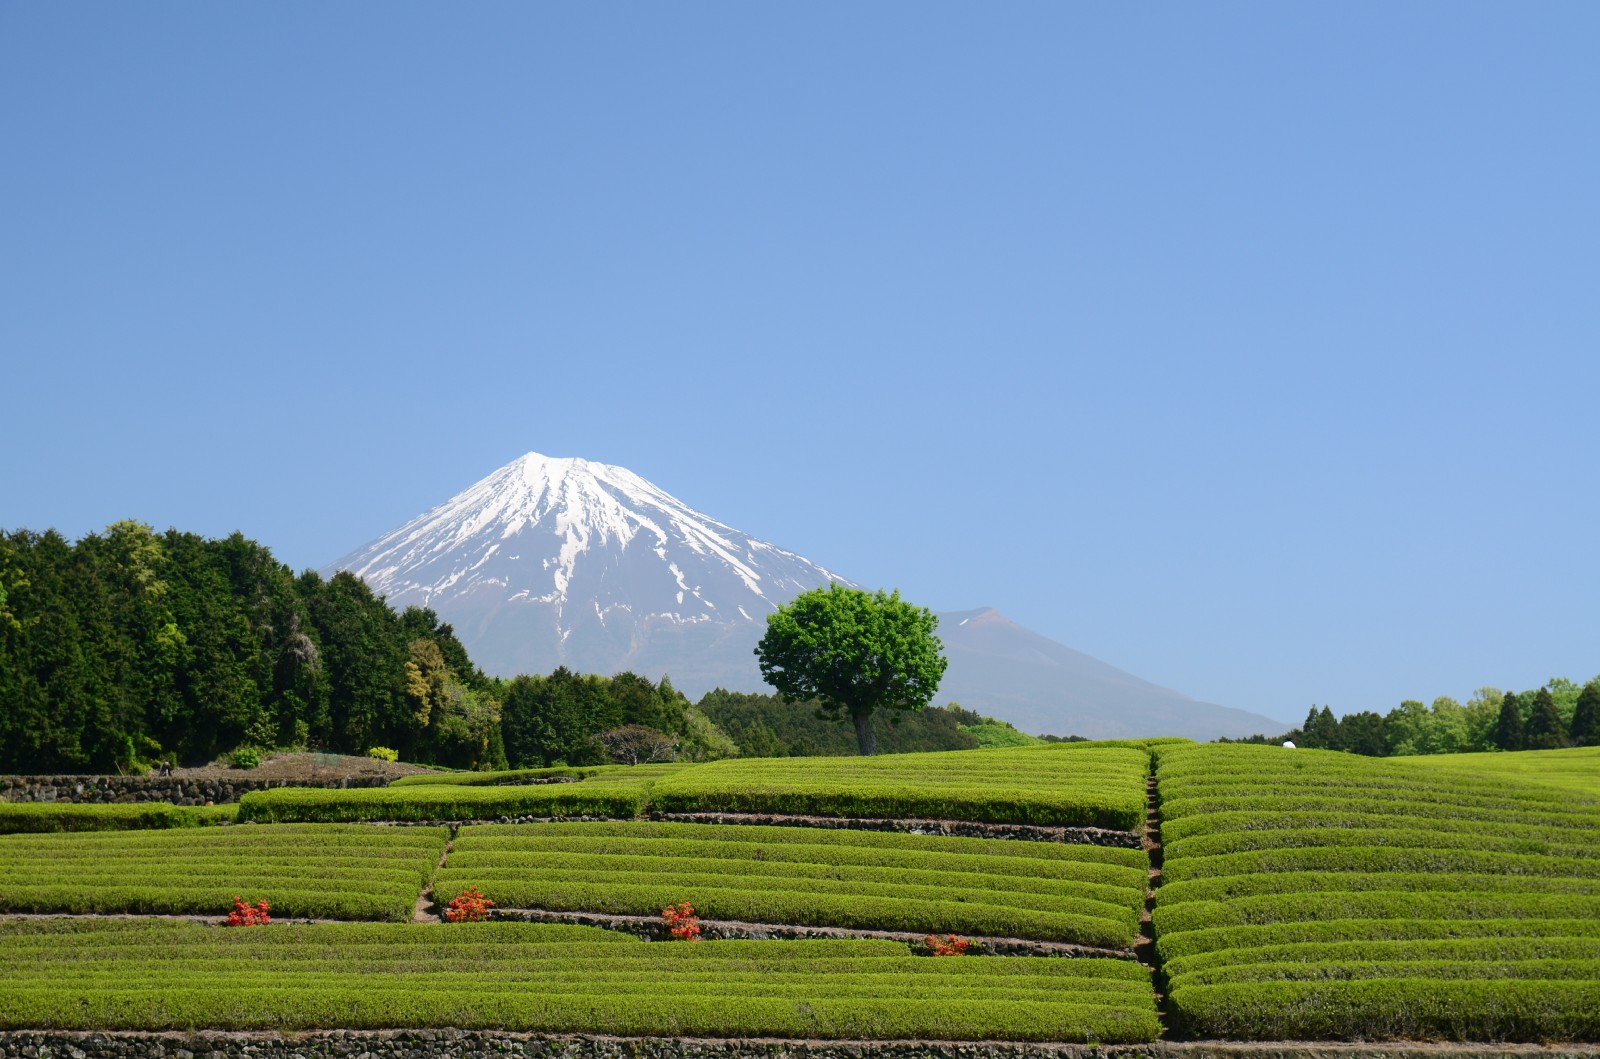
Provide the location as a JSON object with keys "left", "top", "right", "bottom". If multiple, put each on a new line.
{"left": 439, "top": 821, "right": 1146, "bottom": 948}
{"left": 648, "top": 744, "right": 1150, "bottom": 831}
{"left": 1152, "top": 743, "right": 1600, "bottom": 1041}
{"left": 0, "top": 824, "right": 448, "bottom": 921}
{"left": 236, "top": 784, "right": 645, "bottom": 823}
{"left": 0, "top": 920, "right": 1161, "bottom": 1042}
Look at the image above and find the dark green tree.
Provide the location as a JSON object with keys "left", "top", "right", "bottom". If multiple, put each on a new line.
{"left": 1524, "top": 687, "right": 1569, "bottom": 750}
{"left": 1339, "top": 711, "right": 1389, "bottom": 756}
{"left": 1572, "top": 681, "right": 1600, "bottom": 747}
{"left": 754, "top": 585, "right": 947, "bottom": 756}
{"left": 1300, "top": 705, "right": 1339, "bottom": 749}
{"left": 1494, "top": 690, "right": 1526, "bottom": 751}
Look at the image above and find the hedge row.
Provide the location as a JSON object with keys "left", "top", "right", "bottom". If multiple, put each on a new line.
{"left": 0, "top": 824, "right": 447, "bottom": 921}
{"left": 1166, "top": 938, "right": 1600, "bottom": 979}
{"left": 1152, "top": 743, "right": 1600, "bottom": 1041}
{"left": 0, "top": 802, "right": 203, "bottom": 833}
{"left": 461, "top": 820, "right": 1149, "bottom": 868}
{"left": 440, "top": 821, "right": 1145, "bottom": 947}
{"left": 1164, "top": 825, "right": 1600, "bottom": 862}
{"left": 236, "top": 784, "right": 645, "bottom": 823}
{"left": 389, "top": 766, "right": 609, "bottom": 787}
{"left": 0, "top": 921, "right": 1160, "bottom": 1042}
{"left": 648, "top": 745, "right": 1149, "bottom": 831}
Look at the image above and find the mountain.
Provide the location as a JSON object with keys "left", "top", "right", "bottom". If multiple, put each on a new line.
{"left": 935, "top": 608, "right": 1287, "bottom": 740}
{"left": 326, "top": 451, "right": 1289, "bottom": 740}
{"left": 323, "top": 452, "right": 851, "bottom": 690}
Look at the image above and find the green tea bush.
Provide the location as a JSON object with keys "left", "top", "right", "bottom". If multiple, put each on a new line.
{"left": 0, "top": 803, "right": 200, "bottom": 834}
{"left": 236, "top": 784, "right": 643, "bottom": 823}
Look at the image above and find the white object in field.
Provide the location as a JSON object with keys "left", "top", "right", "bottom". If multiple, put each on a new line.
{"left": 1282, "top": 740, "right": 1297, "bottom": 749}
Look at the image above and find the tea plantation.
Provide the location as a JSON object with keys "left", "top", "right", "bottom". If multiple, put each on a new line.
{"left": 3, "top": 739, "right": 1599, "bottom": 1046}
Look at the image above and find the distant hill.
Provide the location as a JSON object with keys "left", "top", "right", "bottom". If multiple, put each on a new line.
{"left": 327, "top": 451, "right": 1288, "bottom": 741}
{"left": 935, "top": 608, "right": 1287, "bottom": 740}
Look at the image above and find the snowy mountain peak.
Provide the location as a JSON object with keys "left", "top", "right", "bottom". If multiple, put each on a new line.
{"left": 324, "top": 452, "right": 850, "bottom": 679}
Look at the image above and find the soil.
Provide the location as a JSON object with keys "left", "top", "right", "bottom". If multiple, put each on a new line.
{"left": 170, "top": 751, "right": 437, "bottom": 783}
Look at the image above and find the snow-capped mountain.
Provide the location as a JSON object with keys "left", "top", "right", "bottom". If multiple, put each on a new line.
{"left": 323, "top": 452, "right": 851, "bottom": 686}
{"left": 326, "top": 451, "right": 1290, "bottom": 740}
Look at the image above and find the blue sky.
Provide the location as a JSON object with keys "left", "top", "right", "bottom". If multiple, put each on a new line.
{"left": 3, "top": 4, "right": 1596, "bottom": 724}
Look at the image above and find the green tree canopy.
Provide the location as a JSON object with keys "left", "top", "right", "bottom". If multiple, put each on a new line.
{"left": 754, "top": 584, "right": 948, "bottom": 756}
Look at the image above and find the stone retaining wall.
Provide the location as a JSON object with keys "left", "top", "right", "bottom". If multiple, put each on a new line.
{"left": 0, "top": 775, "right": 390, "bottom": 806}
{"left": 1, "top": 1031, "right": 1596, "bottom": 1059}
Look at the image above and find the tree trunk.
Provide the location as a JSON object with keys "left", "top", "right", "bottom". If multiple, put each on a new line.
{"left": 852, "top": 707, "right": 877, "bottom": 757}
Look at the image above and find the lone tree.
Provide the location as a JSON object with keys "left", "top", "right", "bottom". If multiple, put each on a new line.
{"left": 755, "top": 584, "right": 948, "bottom": 757}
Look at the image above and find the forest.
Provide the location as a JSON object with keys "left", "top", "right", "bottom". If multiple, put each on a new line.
{"left": 1229, "top": 678, "right": 1600, "bottom": 755}
{"left": 0, "top": 523, "right": 1025, "bottom": 774}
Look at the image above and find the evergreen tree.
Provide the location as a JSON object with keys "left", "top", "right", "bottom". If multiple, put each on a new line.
{"left": 1301, "top": 705, "right": 1339, "bottom": 749}
{"left": 1525, "top": 687, "right": 1569, "bottom": 750}
{"left": 1494, "top": 690, "right": 1526, "bottom": 751}
{"left": 1572, "top": 681, "right": 1600, "bottom": 747}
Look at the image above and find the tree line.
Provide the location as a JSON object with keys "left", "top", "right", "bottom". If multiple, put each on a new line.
{"left": 1225, "top": 679, "right": 1600, "bottom": 756}
{"left": 0, "top": 523, "right": 1037, "bottom": 774}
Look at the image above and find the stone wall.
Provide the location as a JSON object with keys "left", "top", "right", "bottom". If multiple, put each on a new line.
{"left": 0, "top": 774, "right": 389, "bottom": 806}
{"left": 0, "top": 1031, "right": 1593, "bottom": 1059}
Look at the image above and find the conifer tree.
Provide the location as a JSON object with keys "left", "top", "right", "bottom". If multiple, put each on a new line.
{"left": 1524, "top": 687, "right": 1569, "bottom": 750}
{"left": 1569, "top": 681, "right": 1600, "bottom": 747}
{"left": 1494, "top": 690, "right": 1526, "bottom": 751}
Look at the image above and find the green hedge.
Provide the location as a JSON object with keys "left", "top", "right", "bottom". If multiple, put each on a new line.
{"left": 0, "top": 802, "right": 201, "bottom": 833}
{"left": 461, "top": 820, "right": 1149, "bottom": 868}
{"left": 648, "top": 745, "right": 1149, "bottom": 830}
{"left": 389, "top": 766, "right": 609, "bottom": 787}
{"left": 1166, "top": 978, "right": 1600, "bottom": 1041}
{"left": 1154, "top": 917, "right": 1600, "bottom": 962}
{"left": 1164, "top": 825, "right": 1600, "bottom": 862}
{"left": 1166, "top": 937, "right": 1600, "bottom": 979}
{"left": 0, "top": 824, "right": 447, "bottom": 921}
{"left": 450, "top": 879, "right": 1139, "bottom": 949}
{"left": 0, "top": 921, "right": 1160, "bottom": 1042}
{"left": 236, "top": 784, "right": 644, "bottom": 823}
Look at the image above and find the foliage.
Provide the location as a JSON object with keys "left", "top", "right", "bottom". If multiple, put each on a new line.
{"left": 224, "top": 896, "right": 270, "bottom": 926}
{"left": 648, "top": 742, "right": 1149, "bottom": 830}
{"left": 662, "top": 900, "right": 701, "bottom": 941}
{"left": 0, "top": 523, "right": 494, "bottom": 772}
{"left": 926, "top": 933, "right": 971, "bottom": 956}
{"left": 696, "top": 689, "right": 980, "bottom": 757}
{"left": 0, "top": 802, "right": 201, "bottom": 834}
{"left": 0, "top": 920, "right": 1161, "bottom": 1042}
{"left": 437, "top": 820, "right": 1146, "bottom": 948}
{"left": 1153, "top": 742, "right": 1600, "bottom": 1041}
{"left": 443, "top": 885, "right": 493, "bottom": 922}
{"left": 755, "top": 584, "right": 948, "bottom": 756}
{"left": 366, "top": 745, "right": 399, "bottom": 762}
{"left": 235, "top": 782, "right": 645, "bottom": 823}
{"left": 498, "top": 668, "right": 726, "bottom": 768}
{"left": 226, "top": 746, "right": 261, "bottom": 769}
{"left": 0, "top": 824, "right": 447, "bottom": 921}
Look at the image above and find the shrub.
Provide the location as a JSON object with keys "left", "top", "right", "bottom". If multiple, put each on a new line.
{"left": 444, "top": 886, "right": 494, "bottom": 922}
{"left": 927, "top": 933, "right": 971, "bottom": 956}
{"left": 367, "top": 746, "right": 400, "bottom": 763}
{"left": 228, "top": 746, "right": 261, "bottom": 770}
{"left": 224, "top": 897, "right": 270, "bottom": 926}
{"left": 662, "top": 900, "right": 701, "bottom": 941}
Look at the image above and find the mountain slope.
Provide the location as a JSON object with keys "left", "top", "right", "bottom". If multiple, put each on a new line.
{"left": 936, "top": 608, "right": 1287, "bottom": 740}
{"left": 323, "top": 452, "right": 849, "bottom": 681}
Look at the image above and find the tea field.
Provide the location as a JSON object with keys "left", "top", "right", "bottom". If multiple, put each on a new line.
{"left": 3, "top": 738, "right": 1599, "bottom": 1045}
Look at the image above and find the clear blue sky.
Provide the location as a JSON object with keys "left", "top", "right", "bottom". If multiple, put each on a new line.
{"left": 4, "top": 4, "right": 1596, "bottom": 725}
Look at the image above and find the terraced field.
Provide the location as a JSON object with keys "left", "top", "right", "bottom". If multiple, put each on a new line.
{"left": 0, "top": 919, "right": 1160, "bottom": 1042}
{"left": 436, "top": 820, "right": 1148, "bottom": 948}
{"left": 649, "top": 742, "right": 1151, "bottom": 830}
{"left": 0, "top": 824, "right": 448, "bottom": 921}
{"left": 1152, "top": 742, "right": 1600, "bottom": 1041}
{"left": 6, "top": 738, "right": 1600, "bottom": 1045}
